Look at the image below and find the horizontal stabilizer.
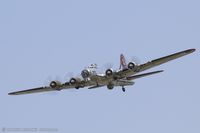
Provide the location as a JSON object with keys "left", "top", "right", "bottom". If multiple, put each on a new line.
{"left": 126, "top": 70, "right": 164, "bottom": 80}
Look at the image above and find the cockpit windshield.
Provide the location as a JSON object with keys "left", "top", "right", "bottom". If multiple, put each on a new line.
{"left": 88, "top": 64, "right": 98, "bottom": 69}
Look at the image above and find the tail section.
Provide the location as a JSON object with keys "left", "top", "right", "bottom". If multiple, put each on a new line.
{"left": 119, "top": 54, "right": 127, "bottom": 69}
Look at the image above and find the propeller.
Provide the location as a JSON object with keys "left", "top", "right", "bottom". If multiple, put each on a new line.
{"left": 63, "top": 72, "right": 81, "bottom": 92}
{"left": 130, "top": 56, "right": 141, "bottom": 65}
{"left": 99, "top": 62, "right": 114, "bottom": 74}
{"left": 103, "top": 62, "right": 114, "bottom": 70}
{"left": 44, "top": 75, "right": 62, "bottom": 86}
{"left": 43, "top": 75, "right": 62, "bottom": 96}
{"left": 63, "top": 72, "right": 74, "bottom": 82}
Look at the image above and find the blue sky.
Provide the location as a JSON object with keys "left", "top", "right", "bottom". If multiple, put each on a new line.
{"left": 0, "top": 0, "right": 199, "bottom": 133}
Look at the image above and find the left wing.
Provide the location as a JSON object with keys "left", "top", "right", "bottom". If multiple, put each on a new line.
{"left": 138, "top": 49, "right": 195, "bottom": 72}
{"left": 116, "top": 49, "right": 195, "bottom": 78}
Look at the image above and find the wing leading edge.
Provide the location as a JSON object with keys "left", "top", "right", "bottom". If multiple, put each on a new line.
{"left": 8, "top": 82, "right": 75, "bottom": 95}
{"left": 138, "top": 49, "right": 196, "bottom": 72}
{"left": 8, "top": 87, "right": 54, "bottom": 95}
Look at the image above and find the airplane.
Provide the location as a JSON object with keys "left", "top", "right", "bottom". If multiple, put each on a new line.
{"left": 8, "top": 48, "right": 196, "bottom": 95}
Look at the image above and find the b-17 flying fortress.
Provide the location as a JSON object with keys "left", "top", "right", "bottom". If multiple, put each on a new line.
{"left": 8, "top": 49, "right": 196, "bottom": 95}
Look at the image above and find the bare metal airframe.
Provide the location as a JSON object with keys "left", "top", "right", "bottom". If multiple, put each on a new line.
{"left": 8, "top": 49, "right": 196, "bottom": 95}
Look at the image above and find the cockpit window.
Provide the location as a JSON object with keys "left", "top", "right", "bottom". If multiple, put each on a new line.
{"left": 88, "top": 64, "right": 97, "bottom": 69}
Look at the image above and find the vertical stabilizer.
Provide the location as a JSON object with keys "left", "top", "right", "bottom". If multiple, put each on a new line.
{"left": 119, "top": 54, "right": 127, "bottom": 69}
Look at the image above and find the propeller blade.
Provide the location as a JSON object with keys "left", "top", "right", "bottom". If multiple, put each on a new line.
{"left": 131, "top": 56, "right": 141, "bottom": 64}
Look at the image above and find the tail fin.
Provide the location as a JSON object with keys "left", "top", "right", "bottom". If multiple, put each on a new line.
{"left": 119, "top": 54, "right": 127, "bottom": 69}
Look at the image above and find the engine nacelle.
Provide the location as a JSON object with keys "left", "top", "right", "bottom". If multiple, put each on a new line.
{"left": 81, "top": 69, "right": 91, "bottom": 79}
{"left": 50, "top": 81, "right": 62, "bottom": 88}
{"left": 128, "top": 62, "right": 137, "bottom": 70}
{"left": 70, "top": 77, "right": 81, "bottom": 85}
{"left": 107, "top": 84, "right": 114, "bottom": 90}
{"left": 105, "top": 69, "right": 113, "bottom": 76}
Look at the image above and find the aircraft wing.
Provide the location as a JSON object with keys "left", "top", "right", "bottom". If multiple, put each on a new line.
{"left": 8, "top": 86, "right": 58, "bottom": 95}
{"left": 8, "top": 81, "right": 90, "bottom": 95}
{"left": 138, "top": 49, "right": 195, "bottom": 72}
{"left": 117, "top": 49, "right": 195, "bottom": 78}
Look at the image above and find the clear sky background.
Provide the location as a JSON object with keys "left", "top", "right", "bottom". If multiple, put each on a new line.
{"left": 0, "top": 0, "right": 199, "bottom": 133}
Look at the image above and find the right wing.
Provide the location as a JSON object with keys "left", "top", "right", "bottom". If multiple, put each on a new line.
{"left": 8, "top": 86, "right": 58, "bottom": 95}
{"left": 8, "top": 80, "right": 93, "bottom": 95}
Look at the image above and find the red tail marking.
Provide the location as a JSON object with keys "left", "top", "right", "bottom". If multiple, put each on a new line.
{"left": 120, "top": 54, "right": 127, "bottom": 69}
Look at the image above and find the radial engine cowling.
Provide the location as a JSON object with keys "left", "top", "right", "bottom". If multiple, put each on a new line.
{"left": 70, "top": 77, "right": 82, "bottom": 85}
{"left": 105, "top": 69, "right": 113, "bottom": 76}
{"left": 81, "top": 69, "right": 91, "bottom": 79}
{"left": 107, "top": 84, "right": 114, "bottom": 90}
{"left": 50, "top": 81, "right": 62, "bottom": 88}
{"left": 128, "top": 62, "right": 137, "bottom": 70}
